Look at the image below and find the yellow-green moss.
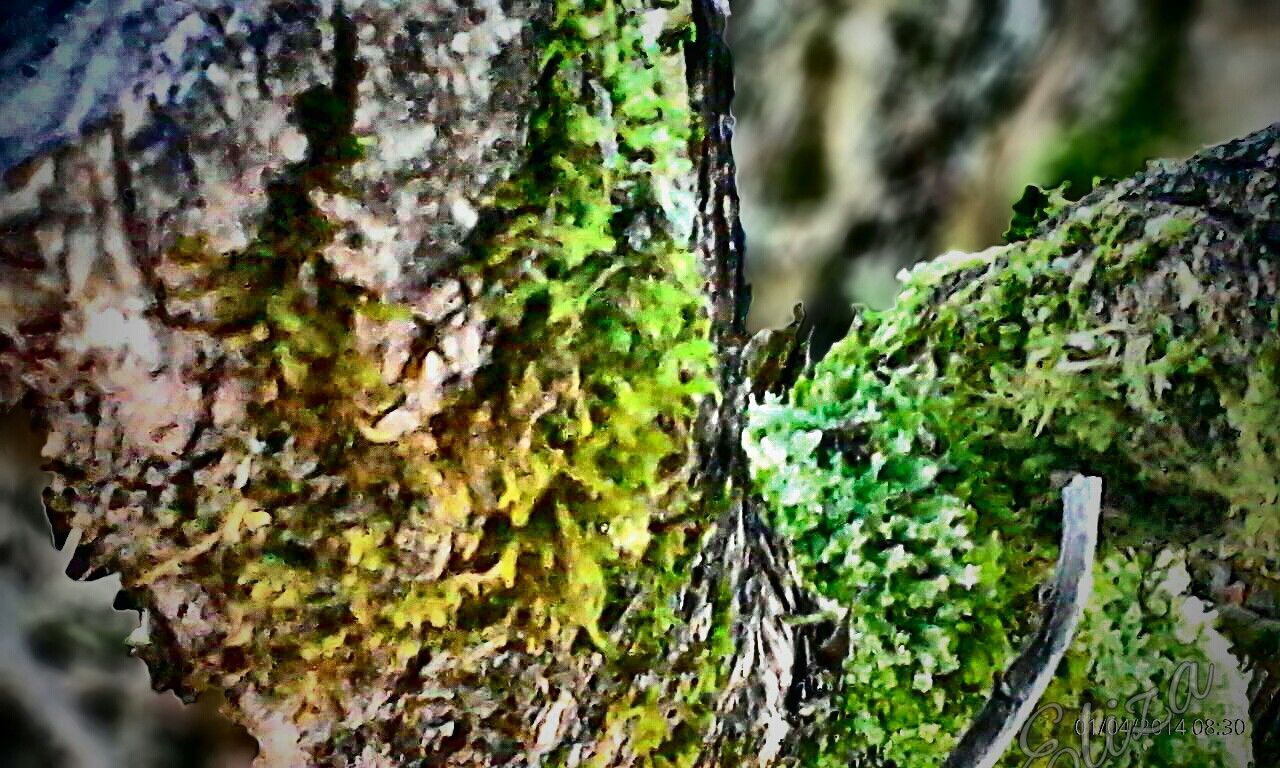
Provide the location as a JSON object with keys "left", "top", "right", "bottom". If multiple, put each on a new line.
{"left": 134, "top": 0, "right": 728, "bottom": 746}
{"left": 454, "top": 0, "right": 714, "bottom": 647}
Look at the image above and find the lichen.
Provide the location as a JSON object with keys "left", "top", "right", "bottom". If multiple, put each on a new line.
{"left": 746, "top": 183, "right": 1275, "bottom": 765}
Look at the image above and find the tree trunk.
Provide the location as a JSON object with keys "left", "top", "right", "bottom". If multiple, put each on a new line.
{"left": 0, "top": 2, "right": 781, "bottom": 765}
{"left": 2, "top": 1, "right": 1279, "bottom": 767}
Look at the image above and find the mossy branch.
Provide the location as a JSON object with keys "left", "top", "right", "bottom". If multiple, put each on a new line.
{"left": 747, "top": 123, "right": 1280, "bottom": 767}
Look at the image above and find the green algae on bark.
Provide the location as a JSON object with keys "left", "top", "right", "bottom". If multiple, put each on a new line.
{"left": 746, "top": 130, "right": 1279, "bottom": 766}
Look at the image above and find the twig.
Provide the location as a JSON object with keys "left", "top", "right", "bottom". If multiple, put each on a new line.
{"left": 943, "top": 475, "right": 1102, "bottom": 768}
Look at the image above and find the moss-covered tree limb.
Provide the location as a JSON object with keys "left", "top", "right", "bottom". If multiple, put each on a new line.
{"left": 746, "top": 123, "right": 1280, "bottom": 767}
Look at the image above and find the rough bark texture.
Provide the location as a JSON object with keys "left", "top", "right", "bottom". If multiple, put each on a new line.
{"left": 0, "top": 409, "right": 256, "bottom": 768}
{"left": 2, "top": 2, "right": 1280, "bottom": 767}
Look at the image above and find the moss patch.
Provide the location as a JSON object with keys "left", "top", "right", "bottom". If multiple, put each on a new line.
{"left": 747, "top": 187, "right": 1272, "bottom": 765}
{"left": 97, "top": 0, "right": 729, "bottom": 752}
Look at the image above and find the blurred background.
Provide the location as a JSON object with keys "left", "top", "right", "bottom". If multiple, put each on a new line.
{"left": 2, "top": 0, "right": 1280, "bottom": 764}
{"left": 731, "top": 0, "right": 1280, "bottom": 353}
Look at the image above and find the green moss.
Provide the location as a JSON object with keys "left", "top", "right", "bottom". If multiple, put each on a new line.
{"left": 409, "top": 0, "right": 719, "bottom": 659}
{"left": 436, "top": 0, "right": 730, "bottom": 759}
{"left": 1021, "top": 549, "right": 1249, "bottom": 768}
{"left": 747, "top": 190, "right": 1272, "bottom": 765}
{"left": 1003, "top": 184, "right": 1069, "bottom": 243}
{"left": 123, "top": 0, "right": 731, "bottom": 751}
